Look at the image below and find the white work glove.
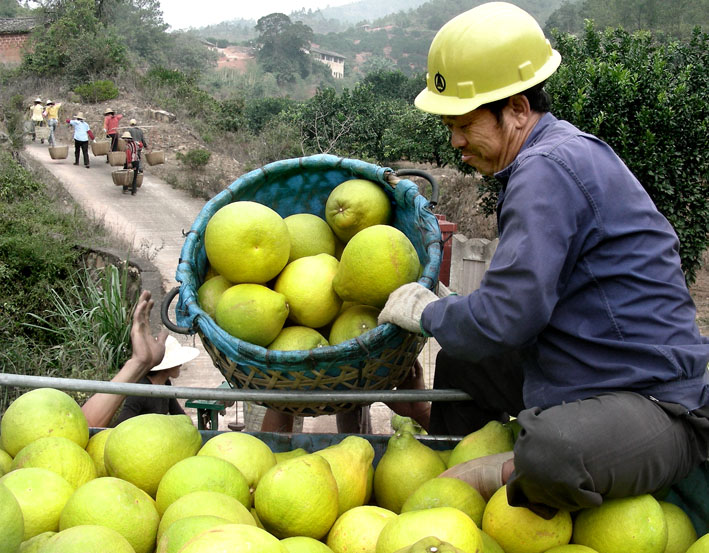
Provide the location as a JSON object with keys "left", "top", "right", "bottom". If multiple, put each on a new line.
{"left": 378, "top": 282, "right": 438, "bottom": 334}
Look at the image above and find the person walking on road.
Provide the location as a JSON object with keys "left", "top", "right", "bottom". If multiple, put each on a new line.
{"left": 103, "top": 108, "right": 123, "bottom": 163}
{"left": 378, "top": 1, "right": 709, "bottom": 515}
{"left": 127, "top": 119, "right": 148, "bottom": 172}
{"left": 44, "top": 100, "right": 62, "bottom": 147}
{"left": 28, "top": 97, "right": 46, "bottom": 143}
{"left": 66, "top": 112, "right": 93, "bottom": 168}
{"left": 122, "top": 131, "right": 140, "bottom": 195}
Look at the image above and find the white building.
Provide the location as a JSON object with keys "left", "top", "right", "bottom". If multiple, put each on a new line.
{"left": 309, "top": 45, "right": 345, "bottom": 79}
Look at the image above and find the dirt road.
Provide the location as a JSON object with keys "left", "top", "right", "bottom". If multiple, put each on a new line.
{"left": 24, "top": 142, "right": 436, "bottom": 434}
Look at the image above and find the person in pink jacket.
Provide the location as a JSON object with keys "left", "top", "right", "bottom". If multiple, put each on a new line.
{"left": 103, "top": 108, "right": 123, "bottom": 163}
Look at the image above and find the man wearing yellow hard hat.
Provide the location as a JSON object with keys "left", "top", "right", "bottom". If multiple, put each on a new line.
{"left": 379, "top": 2, "right": 709, "bottom": 513}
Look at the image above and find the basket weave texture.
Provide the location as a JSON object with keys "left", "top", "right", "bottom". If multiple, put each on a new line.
{"left": 175, "top": 154, "right": 442, "bottom": 416}
{"left": 111, "top": 169, "right": 143, "bottom": 187}
{"left": 145, "top": 151, "right": 165, "bottom": 165}
{"left": 91, "top": 140, "right": 110, "bottom": 156}
{"left": 108, "top": 151, "right": 126, "bottom": 166}
{"left": 48, "top": 146, "right": 68, "bottom": 159}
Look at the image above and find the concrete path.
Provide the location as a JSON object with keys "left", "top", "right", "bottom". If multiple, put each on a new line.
{"left": 24, "top": 142, "right": 437, "bottom": 434}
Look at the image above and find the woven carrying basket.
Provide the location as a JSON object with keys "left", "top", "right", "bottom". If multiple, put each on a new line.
{"left": 91, "top": 140, "right": 111, "bottom": 156}
{"left": 171, "top": 154, "right": 442, "bottom": 417}
{"left": 48, "top": 146, "right": 68, "bottom": 159}
{"left": 108, "top": 151, "right": 126, "bottom": 166}
{"left": 117, "top": 138, "right": 126, "bottom": 152}
{"left": 111, "top": 169, "right": 143, "bottom": 187}
{"left": 145, "top": 150, "right": 165, "bottom": 166}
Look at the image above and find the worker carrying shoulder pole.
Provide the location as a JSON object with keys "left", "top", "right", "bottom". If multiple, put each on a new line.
{"left": 378, "top": 1, "right": 709, "bottom": 515}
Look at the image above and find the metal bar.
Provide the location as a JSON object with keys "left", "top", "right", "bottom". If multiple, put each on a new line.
{"left": 0, "top": 373, "right": 472, "bottom": 404}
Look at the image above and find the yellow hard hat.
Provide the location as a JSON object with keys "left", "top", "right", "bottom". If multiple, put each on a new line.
{"left": 415, "top": 2, "right": 561, "bottom": 116}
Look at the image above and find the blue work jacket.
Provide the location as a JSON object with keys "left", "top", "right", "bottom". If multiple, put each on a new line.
{"left": 421, "top": 113, "right": 709, "bottom": 411}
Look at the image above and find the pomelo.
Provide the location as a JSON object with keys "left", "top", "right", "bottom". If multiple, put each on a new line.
{"left": 376, "top": 507, "right": 483, "bottom": 553}
{"left": 0, "top": 482, "right": 23, "bottom": 553}
{"left": 198, "top": 432, "right": 276, "bottom": 490}
{"left": 401, "top": 477, "right": 486, "bottom": 527}
{"left": 155, "top": 515, "right": 231, "bottom": 553}
{"left": 215, "top": 283, "right": 289, "bottom": 346}
{"left": 326, "top": 505, "right": 397, "bottom": 553}
{"left": 0, "top": 448, "right": 12, "bottom": 476}
{"left": 281, "top": 536, "right": 335, "bottom": 553}
{"left": 325, "top": 179, "right": 392, "bottom": 243}
{"left": 84, "top": 428, "right": 111, "bottom": 478}
{"left": 392, "top": 536, "right": 468, "bottom": 553}
{"left": 177, "top": 523, "right": 286, "bottom": 553}
{"left": 1, "top": 388, "right": 88, "bottom": 457}
{"left": 0, "top": 467, "right": 73, "bottom": 540}
{"left": 157, "top": 490, "right": 255, "bottom": 541}
{"left": 155, "top": 455, "right": 250, "bottom": 515}
{"left": 274, "top": 254, "right": 342, "bottom": 328}
{"left": 333, "top": 225, "right": 419, "bottom": 308}
{"left": 328, "top": 305, "right": 380, "bottom": 345}
{"left": 482, "top": 485, "right": 572, "bottom": 553}
{"left": 572, "top": 494, "right": 668, "bottom": 553}
{"left": 268, "top": 326, "right": 329, "bottom": 351}
{"left": 197, "top": 275, "right": 232, "bottom": 319}
{"left": 59, "top": 477, "right": 159, "bottom": 553}
{"left": 104, "top": 414, "right": 201, "bottom": 497}
{"left": 17, "top": 531, "right": 55, "bottom": 553}
{"left": 204, "top": 201, "right": 290, "bottom": 284}
{"left": 544, "top": 546, "right": 599, "bottom": 553}
{"left": 687, "top": 534, "right": 709, "bottom": 553}
{"left": 659, "top": 500, "right": 697, "bottom": 553}
{"left": 254, "top": 454, "right": 338, "bottom": 539}
{"left": 11, "top": 436, "right": 96, "bottom": 490}
{"left": 36, "top": 525, "right": 135, "bottom": 553}
{"left": 284, "top": 213, "right": 336, "bottom": 262}
{"left": 447, "top": 421, "right": 514, "bottom": 468}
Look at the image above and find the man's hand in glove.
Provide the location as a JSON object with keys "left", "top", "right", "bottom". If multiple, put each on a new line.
{"left": 377, "top": 282, "right": 439, "bottom": 334}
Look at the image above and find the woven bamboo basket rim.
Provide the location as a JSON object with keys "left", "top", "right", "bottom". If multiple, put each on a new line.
{"left": 91, "top": 140, "right": 110, "bottom": 156}
{"left": 48, "top": 146, "right": 68, "bottom": 159}
{"left": 145, "top": 151, "right": 165, "bottom": 165}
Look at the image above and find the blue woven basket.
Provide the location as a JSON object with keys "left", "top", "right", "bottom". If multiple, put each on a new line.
{"left": 172, "top": 154, "right": 442, "bottom": 416}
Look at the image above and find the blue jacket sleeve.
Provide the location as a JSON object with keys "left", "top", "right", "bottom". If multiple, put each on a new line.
{"left": 421, "top": 154, "right": 592, "bottom": 361}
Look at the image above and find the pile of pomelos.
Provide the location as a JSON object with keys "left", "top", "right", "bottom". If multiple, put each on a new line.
{"left": 197, "top": 178, "right": 422, "bottom": 350}
{"left": 1, "top": 387, "right": 707, "bottom": 553}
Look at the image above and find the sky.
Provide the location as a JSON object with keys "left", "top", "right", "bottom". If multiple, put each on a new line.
{"left": 159, "top": 0, "right": 355, "bottom": 30}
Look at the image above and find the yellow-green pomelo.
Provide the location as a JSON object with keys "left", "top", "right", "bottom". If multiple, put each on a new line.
{"left": 84, "top": 429, "right": 111, "bottom": 478}
{"left": 325, "top": 179, "right": 392, "bottom": 243}
{"left": 376, "top": 507, "right": 483, "bottom": 553}
{"left": 447, "top": 421, "right": 515, "bottom": 468}
{"left": 285, "top": 213, "right": 337, "bottom": 262}
{"left": 660, "top": 501, "right": 697, "bottom": 553}
{"left": 401, "top": 477, "right": 486, "bottom": 527}
{"left": 178, "top": 524, "right": 286, "bottom": 553}
{"left": 18, "top": 531, "right": 55, "bottom": 553}
{"left": 333, "top": 225, "right": 419, "bottom": 308}
{"left": 36, "top": 525, "right": 135, "bottom": 553}
{"left": 687, "top": 534, "right": 709, "bottom": 553}
{"left": 0, "top": 468, "right": 73, "bottom": 540}
{"left": 156, "top": 455, "right": 250, "bottom": 515}
{"left": 215, "top": 283, "right": 289, "bottom": 346}
{"left": 198, "top": 432, "right": 276, "bottom": 490}
{"left": 393, "top": 536, "right": 467, "bottom": 553}
{"left": 572, "top": 494, "right": 668, "bottom": 553}
{"left": 1, "top": 388, "right": 88, "bottom": 457}
{"left": 0, "top": 448, "right": 12, "bottom": 475}
{"left": 482, "top": 485, "right": 572, "bottom": 553}
{"left": 59, "top": 477, "right": 159, "bottom": 553}
{"left": 269, "top": 326, "right": 329, "bottom": 350}
{"left": 275, "top": 254, "right": 342, "bottom": 328}
{"left": 157, "top": 490, "right": 255, "bottom": 541}
{"left": 197, "top": 275, "right": 232, "bottom": 319}
{"left": 373, "top": 430, "right": 446, "bottom": 514}
{"left": 156, "top": 515, "right": 231, "bottom": 553}
{"left": 254, "top": 454, "right": 339, "bottom": 539}
{"left": 328, "top": 305, "right": 380, "bottom": 345}
{"left": 275, "top": 448, "right": 308, "bottom": 463}
{"left": 545, "top": 547, "right": 599, "bottom": 553}
{"left": 0, "top": 482, "right": 24, "bottom": 553}
{"left": 326, "top": 505, "right": 397, "bottom": 553}
{"left": 480, "top": 531, "right": 505, "bottom": 553}
{"left": 281, "top": 536, "right": 335, "bottom": 553}
{"left": 204, "top": 201, "right": 290, "bottom": 284}
{"left": 315, "top": 435, "right": 375, "bottom": 515}
{"left": 437, "top": 449, "right": 453, "bottom": 465}
{"left": 11, "top": 436, "right": 96, "bottom": 490}
{"left": 104, "top": 414, "right": 201, "bottom": 497}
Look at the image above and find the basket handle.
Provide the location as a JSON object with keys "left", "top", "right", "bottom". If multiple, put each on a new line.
{"left": 388, "top": 169, "right": 439, "bottom": 208}
{"left": 161, "top": 286, "right": 192, "bottom": 334}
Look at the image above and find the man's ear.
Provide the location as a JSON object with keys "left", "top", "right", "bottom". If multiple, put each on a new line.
{"left": 504, "top": 94, "right": 532, "bottom": 127}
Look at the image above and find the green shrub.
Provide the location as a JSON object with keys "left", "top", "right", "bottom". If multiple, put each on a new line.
{"left": 176, "top": 148, "right": 211, "bottom": 169}
{"left": 74, "top": 80, "right": 119, "bottom": 103}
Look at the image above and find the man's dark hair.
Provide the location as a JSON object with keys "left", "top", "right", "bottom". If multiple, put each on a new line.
{"left": 483, "top": 81, "right": 552, "bottom": 121}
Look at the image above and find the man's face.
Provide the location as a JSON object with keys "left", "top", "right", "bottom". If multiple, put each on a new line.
{"left": 442, "top": 106, "right": 514, "bottom": 176}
